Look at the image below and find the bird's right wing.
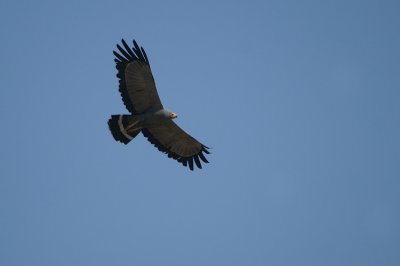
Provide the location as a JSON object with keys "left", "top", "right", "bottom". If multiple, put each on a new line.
{"left": 113, "top": 39, "right": 163, "bottom": 114}
{"left": 142, "top": 120, "right": 210, "bottom": 170}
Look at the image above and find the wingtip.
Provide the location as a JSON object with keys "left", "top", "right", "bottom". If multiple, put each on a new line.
{"left": 202, "top": 146, "right": 210, "bottom": 154}
{"left": 194, "top": 155, "right": 202, "bottom": 169}
{"left": 199, "top": 151, "right": 209, "bottom": 163}
{"left": 188, "top": 157, "right": 194, "bottom": 171}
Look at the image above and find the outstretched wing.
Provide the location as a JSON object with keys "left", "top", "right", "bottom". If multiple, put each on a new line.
{"left": 113, "top": 39, "right": 163, "bottom": 114}
{"left": 142, "top": 120, "right": 210, "bottom": 170}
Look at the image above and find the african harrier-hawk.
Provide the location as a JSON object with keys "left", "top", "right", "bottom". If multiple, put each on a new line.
{"left": 108, "top": 39, "right": 210, "bottom": 170}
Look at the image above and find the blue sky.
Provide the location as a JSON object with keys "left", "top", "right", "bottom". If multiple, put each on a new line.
{"left": 1, "top": 0, "right": 399, "bottom": 265}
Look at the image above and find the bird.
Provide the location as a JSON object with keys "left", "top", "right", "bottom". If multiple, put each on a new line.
{"left": 108, "top": 39, "right": 210, "bottom": 170}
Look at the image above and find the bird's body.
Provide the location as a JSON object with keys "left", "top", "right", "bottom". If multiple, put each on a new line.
{"left": 108, "top": 39, "right": 210, "bottom": 170}
{"left": 109, "top": 109, "right": 177, "bottom": 142}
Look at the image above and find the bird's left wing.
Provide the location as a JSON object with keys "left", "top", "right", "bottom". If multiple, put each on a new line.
{"left": 113, "top": 39, "right": 163, "bottom": 114}
{"left": 142, "top": 120, "right": 210, "bottom": 170}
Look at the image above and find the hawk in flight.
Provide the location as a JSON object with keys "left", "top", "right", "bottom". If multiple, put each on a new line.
{"left": 108, "top": 39, "right": 210, "bottom": 170}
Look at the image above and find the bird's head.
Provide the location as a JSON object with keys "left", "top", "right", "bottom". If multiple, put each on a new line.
{"left": 169, "top": 113, "right": 178, "bottom": 119}
{"left": 155, "top": 109, "right": 178, "bottom": 120}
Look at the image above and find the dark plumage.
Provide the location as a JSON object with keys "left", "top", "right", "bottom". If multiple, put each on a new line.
{"left": 108, "top": 39, "right": 210, "bottom": 170}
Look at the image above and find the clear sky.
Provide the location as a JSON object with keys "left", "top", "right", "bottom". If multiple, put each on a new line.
{"left": 1, "top": 0, "right": 399, "bottom": 265}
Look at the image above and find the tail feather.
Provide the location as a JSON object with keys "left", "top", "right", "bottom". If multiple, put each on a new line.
{"left": 108, "top": 115, "right": 141, "bottom": 144}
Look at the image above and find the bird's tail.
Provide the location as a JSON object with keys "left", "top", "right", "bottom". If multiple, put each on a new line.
{"left": 108, "top": 115, "right": 142, "bottom": 144}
